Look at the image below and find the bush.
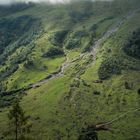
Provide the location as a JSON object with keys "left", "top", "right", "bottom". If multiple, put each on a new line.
{"left": 137, "top": 89, "right": 140, "bottom": 95}
{"left": 0, "top": 65, "right": 19, "bottom": 79}
{"left": 123, "top": 28, "right": 140, "bottom": 59}
{"left": 124, "top": 82, "right": 133, "bottom": 90}
{"left": 66, "top": 39, "right": 80, "bottom": 49}
{"left": 50, "top": 30, "right": 69, "bottom": 46}
{"left": 74, "top": 31, "right": 88, "bottom": 38}
{"left": 24, "top": 59, "right": 34, "bottom": 69}
{"left": 42, "top": 47, "right": 64, "bottom": 58}
{"left": 98, "top": 57, "right": 121, "bottom": 80}
{"left": 78, "top": 125, "right": 98, "bottom": 140}
{"left": 93, "top": 91, "right": 101, "bottom": 95}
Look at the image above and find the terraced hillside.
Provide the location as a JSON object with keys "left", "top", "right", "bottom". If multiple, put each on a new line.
{"left": 0, "top": 0, "right": 140, "bottom": 140}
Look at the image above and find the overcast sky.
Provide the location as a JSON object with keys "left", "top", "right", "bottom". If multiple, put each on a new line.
{"left": 0, "top": 0, "right": 73, "bottom": 5}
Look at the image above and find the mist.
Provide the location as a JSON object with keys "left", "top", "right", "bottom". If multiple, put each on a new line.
{"left": 0, "top": 0, "right": 110, "bottom": 5}
{"left": 0, "top": 0, "right": 73, "bottom": 5}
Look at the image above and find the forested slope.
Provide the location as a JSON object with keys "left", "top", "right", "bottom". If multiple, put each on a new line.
{"left": 0, "top": 0, "right": 140, "bottom": 140}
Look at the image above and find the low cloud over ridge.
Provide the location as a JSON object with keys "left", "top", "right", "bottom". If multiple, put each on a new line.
{"left": 0, "top": 0, "right": 72, "bottom": 5}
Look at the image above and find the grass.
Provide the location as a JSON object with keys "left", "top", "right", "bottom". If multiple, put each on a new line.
{"left": 5, "top": 56, "right": 65, "bottom": 90}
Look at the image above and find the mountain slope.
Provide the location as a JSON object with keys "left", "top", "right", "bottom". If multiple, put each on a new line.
{"left": 0, "top": 0, "right": 140, "bottom": 140}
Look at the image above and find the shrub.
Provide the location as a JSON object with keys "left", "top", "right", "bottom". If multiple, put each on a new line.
{"left": 124, "top": 82, "right": 133, "bottom": 90}
{"left": 74, "top": 31, "right": 88, "bottom": 38}
{"left": 123, "top": 28, "right": 140, "bottom": 59}
{"left": 42, "top": 47, "right": 64, "bottom": 58}
{"left": 137, "top": 89, "right": 140, "bottom": 95}
{"left": 50, "top": 30, "right": 69, "bottom": 46}
{"left": 98, "top": 57, "right": 121, "bottom": 80}
{"left": 93, "top": 91, "right": 101, "bottom": 95}
{"left": 66, "top": 39, "right": 80, "bottom": 49}
{"left": 24, "top": 59, "right": 34, "bottom": 69}
{"left": 0, "top": 65, "right": 19, "bottom": 79}
{"left": 78, "top": 125, "right": 98, "bottom": 140}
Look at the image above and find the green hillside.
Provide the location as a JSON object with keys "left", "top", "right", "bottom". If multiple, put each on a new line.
{"left": 0, "top": 0, "right": 140, "bottom": 140}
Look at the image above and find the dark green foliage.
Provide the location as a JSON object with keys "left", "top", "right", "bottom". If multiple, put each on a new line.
{"left": 93, "top": 91, "right": 101, "bottom": 95}
{"left": 82, "top": 44, "right": 92, "bottom": 53}
{"left": 66, "top": 30, "right": 90, "bottom": 50}
{"left": 0, "top": 95, "right": 15, "bottom": 107}
{"left": 50, "top": 30, "right": 69, "bottom": 46}
{"left": 0, "top": 15, "right": 33, "bottom": 50}
{"left": 137, "top": 89, "right": 140, "bottom": 95}
{"left": 66, "top": 39, "right": 80, "bottom": 49}
{"left": 0, "top": 65, "right": 19, "bottom": 79}
{"left": 0, "top": 15, "right": 42, "bottom": 65}
{"left": 123, "top": 29, "right": 140, "bottom": 59}
{"left": 82, "top": 34, "right": 95, "bottom": 53}
{"left": 124, "top": 82, "right": 133, "bottom": 90}
{"left": 98, "top": 57, "right": 122, "bottom": 80}
{"left": 42, "top": 47, "right": 64, "bottom": 58}
{"left": 78, "top": 126, "right": 98, "bottom": 140}
{"left": 0, "top": 82, "right": 6, "bottom": 92}
{"left": 7, "top": 100, "right": 31, "bottom": 140}
{"left": 74, "top": 31, "right": 88, "bottom": 38}
{"left": 0, "top": 87, "right": 30, "bottom": 108}
{"left": 12, "top": 45, "right": 35, "bottom": 65}
{"left": 24, "top": 59, "right": 34, "bottom": 69}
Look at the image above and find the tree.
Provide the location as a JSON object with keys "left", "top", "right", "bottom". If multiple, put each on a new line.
{"left": 8, "top": 99, "right": 31, "bottom": 140}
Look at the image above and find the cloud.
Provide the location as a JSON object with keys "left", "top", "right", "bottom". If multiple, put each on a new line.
{"left": 0, "top": 0, "right": 111, "bottom": 5}
{"left": 0, "top": 0, "right": 72, "bottom": 5}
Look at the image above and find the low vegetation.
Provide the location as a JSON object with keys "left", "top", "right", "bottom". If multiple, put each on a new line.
{"left": 50, "top": 30, "right": 69, "bottom": 46}
{"left": 123, "top": 28, "right": 140, "bottom": 59}
{"left": 42, "top": 47, "right": 64, "bottom": 58}
{"left": 98, "top": 57, "right": 122, "bottom": 80}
